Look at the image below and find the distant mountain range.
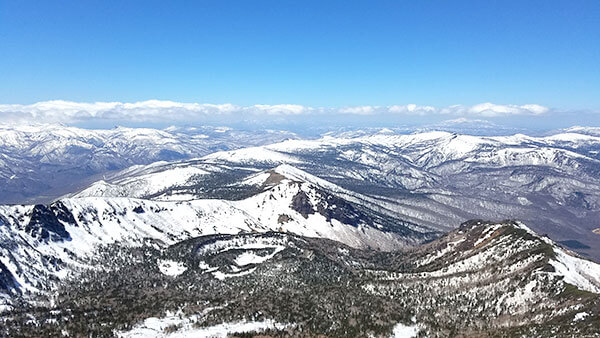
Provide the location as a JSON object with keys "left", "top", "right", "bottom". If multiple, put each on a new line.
{"left": 0, "top": 124, "right": 297, "bottom": 204}
{"left": 1, "top": 124, "right": 600, "bottom": 336}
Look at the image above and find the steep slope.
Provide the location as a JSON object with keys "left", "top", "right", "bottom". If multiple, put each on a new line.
{"left": 76, "top": 130, "right": 600, "bottom": 260}
{"left": 2, "top": 221, "right": 599, "bottom": 337}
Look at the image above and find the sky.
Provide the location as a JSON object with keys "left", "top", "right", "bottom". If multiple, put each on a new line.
{"left": 0, "top": 0, "right": 599, "bottom": 130}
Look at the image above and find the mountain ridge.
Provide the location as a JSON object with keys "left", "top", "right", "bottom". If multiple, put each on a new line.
{"left": 0, "top": 166, "right": 437, "bottom": 310}
{"left": 1, "top": 220, "right": 599, "bottom": 337}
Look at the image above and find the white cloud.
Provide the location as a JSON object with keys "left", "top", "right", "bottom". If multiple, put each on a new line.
{"left": 250, "top": 104, "right": 309, "bottom": 115}
{"left": 388, "top": 104, "right": 436, "bottom": 115}
{"left": 468, "top": 103, "right": 549, "bottom": 117}
{"left": 338, "top": 106, "right": 377, "bottom": 115}
{"left": 0, "top": 100, "right": 552, "bottom": 124}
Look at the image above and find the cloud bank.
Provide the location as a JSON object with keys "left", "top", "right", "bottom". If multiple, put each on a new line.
{"left": 0, "top": 100, "right": 551, "bottom": 125}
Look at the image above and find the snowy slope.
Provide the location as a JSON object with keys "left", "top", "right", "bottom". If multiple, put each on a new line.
{"left": 412, "top": 220, "right": 600, "bottom": 294}
{"left": 0, "top": 167, "right": 435, "bottom": 307}
{"left": 0, "top": 198, "right": 261, "bottom": 302}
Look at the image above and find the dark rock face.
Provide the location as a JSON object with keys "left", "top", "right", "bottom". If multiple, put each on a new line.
{"left": 290, "top": 191, "right": 315, "bottom": 218}
{"left": 0, "top": 216, "right": 18, "bottom": 293}
{"left": 290, "top": 188, "right": 372, "bottom": 227}
{"left": 263, "top": 171, "right": 286, "bottom": 186}
{"left": 315, "top": 194, "right": 371, "bottom": 227}
{"left": 53, "top": 202, "right": 77, "bottom": 225}
{"left": 0, "top": 260, "right": 18, "bottom": 294}
{"left": 277, "top": 214, "right": 292, "bottom": 224}
{"left": 132, "top": 206, "right": 145, "bottom": 214}
{"left": 24, "top": 204, "right": 72, "bottom": 242}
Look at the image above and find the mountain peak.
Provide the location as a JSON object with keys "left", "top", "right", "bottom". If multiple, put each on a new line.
{"left": 416, "top": 219, "right": 600, "bottom": 294}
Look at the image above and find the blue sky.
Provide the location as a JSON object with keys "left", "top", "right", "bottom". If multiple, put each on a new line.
{"left": 0, "top": 0, "right": 599, "bottom": 128}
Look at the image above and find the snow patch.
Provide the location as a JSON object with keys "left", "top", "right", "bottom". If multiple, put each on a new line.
{"left": 550, "top": 249, "right": 600, "bottom": 293}
{"left": 573, "top": 312, "right": 589, "bottom": 322}
{"left": 234, "top": 246, "right": 285, "bottom": 266}
{"left": 117, "top": 310, "right": 290, "bottom": 338}
{"left": 517, "top": 196, "right": 532, "bottom": 206}
{"left": 390, "top": 322, "right": 420, "bottom": 338}
{"left": 157, "top": 260, "right": 187, "bottom": 277}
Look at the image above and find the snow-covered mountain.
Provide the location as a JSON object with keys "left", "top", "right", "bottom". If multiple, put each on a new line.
{"left": 0, "top": 124, "right": 297, "bottom": 204}
{"left": 0, "top": 165, "right": 437, "bottom": 311}
{"left": 2, "top": 221, "right": 599, "bottom": 337}
{"left": 72, "top": 129, "right": 600, "bottom": 260}
{"left": 559, "top": 126, "right": 600, "bottom": 137}
{"left": 2, "top": 124, "right": 600, "bottom": 335}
